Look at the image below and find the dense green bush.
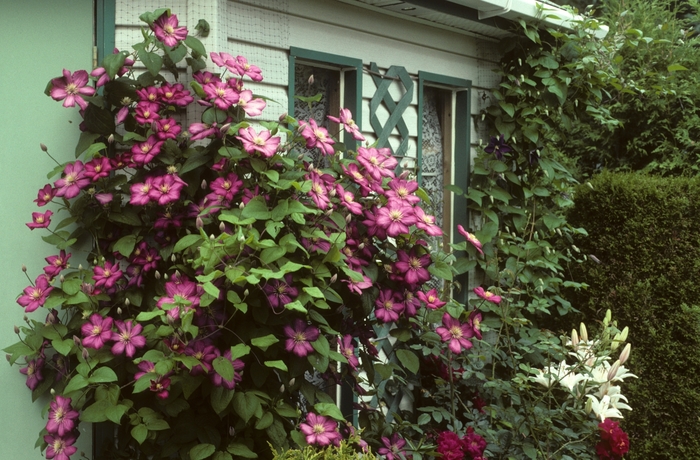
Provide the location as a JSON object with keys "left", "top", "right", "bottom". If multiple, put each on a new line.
{"left": 564, "top": 171, "right": 700, "bottom": 459}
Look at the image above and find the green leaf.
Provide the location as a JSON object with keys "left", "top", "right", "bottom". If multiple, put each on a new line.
{"left": 210, "top": 385, "right": 235, "bottom": 414}
{"left": 260, "top": 246, "right": 286, "bottom": 265}
{"left": 255, "top": 412, "right": 274, "bottom": 430}
{"left": 428, "top": 260, "right": 453, "bottom": 281}
{"left": 396, "top": 349, "right": 420, "bottom": 374}
{"left": 75, "top": 132, "right": 101, "bottom": 157}
{"left": 131, "top": 424, "right": 148, "bottom": 444}
{"left": 241, "top": 196, "right": 272, "bottom": 220}
{"left": 264, "top": 360, "right": 288, "bottom": 372}
{"left": 90, "top": 367, "right": 118, "bottom": 383}
{"left": 174, "top": 234, "right": 202, "bottom": 253}
{"left": 140, "top": 51, "right": 163, "bottom": 77}
{"left": 190, "top": 444, "right": 216, "bottom": 460}
{"left": 227, "top": 443, "right": 258, "bottom": 459}
{"left": 63, "top": 374, "right": 89, "bottom": 394}
{"left": 52, "top": 338, "right": 74, "bottom": 356}
{"left": 668, "top": 64, "right": 688, "bottom": 72}
{"left": 185, "top": 35, "right": 207, "bottom": 56}
{"left": 213, "top": 356, "right": 234, "bottom": 381}
{"left": 302, "top": 286, "right": 325, "bottom": 298}
{"left": 213, "top": 453, "right": 233, "bottom": 460}
{"left": 313, "top": 402, "right": 344, "bottom": 421}
{"left": 80, "top": 399, "right": 112, "bottom": 423}
{"left": 113, "top": 234, "right": 138, "bottom": 257}
{"left": 166, "top": 43, "right": 188, "bottom": 64}
{"left": 229, "top": 344, "right": 251, "bottom": 360}
{"left": 522, "top": 443, "right": 538, "bottom": 459}
{"left": 102, "top": 50, "right": 129, "bottom": 79}
{"left": 251, "top": 334, "right": 279, "bottom": 351}
{"left": 233, "top": 392, "right": 259, "bottom": 423}
{"left": 83, "top": 103, "right": 116, "bottom": 136}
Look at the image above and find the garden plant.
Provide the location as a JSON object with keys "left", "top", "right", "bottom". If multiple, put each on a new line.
{"left": 5, "top": 9, "right": 636, "bottom": 460}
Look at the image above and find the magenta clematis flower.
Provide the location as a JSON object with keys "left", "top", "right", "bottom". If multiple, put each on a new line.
{"left": 44, "top": 250, "right": 71, "bottom": 278}
{"left": 210, "top": 350, "right": 245, "bottom": 390}
{"left": 394, "top": 249, "right": 432, "bottom": 286}
{"left": 386, "top": 178, "right": 420, "bottom": 205}
{"left": 210, "top": 173, "right": 243, "bottom": 202}
{"left": 374, "top": 288, "right": 405, "bottom": 323}
{"left": 376, "top": 200, "right": 417, "bottom": 237}
{"left": 414, "top": 206, "right": 443, "bottom": 237}
{"left": 237, "top": 90, "right": 266, "bottom": 117}
{"left": 46, "top": 396, "right": 79, "bottom": 436}
{"left": 458, "top": 225, "right": 484, "bottom": 255}
{"left": 151, "top": 12, "right": 188, "bottom": 47}
{"left": 468, "top": 310, "right": 483, "bottom": 340}
{"left": 93, "top": 260, "right": 123, "bottom": 290}
{"left": 342, "top": 273, "right": 373, "bottom": 295}
{"left": 308, "top": 175, "right": 330, "bottom": 210}
{"left": 17, "top": 274, "right": 53, "bottom": 312}
{"left": 34, "top": 184, "right": 56, "bottom": 206}
{"left": 339, "top": 335, "right": 359, "bottom": 371}
{"left": 111, "top": 320, "right": 147, "bottom": 358}
{"left": 262, "top": 274, "right": 299, "bottom": 310}
{"left": 26, "top": 210, "right": 53, "bottom": 230}
{"left": 342, "top": 163, "right": 371, "bottom": 195}
{"left": 184, "top": 340, "right": 218, "bottom": 376}
{"left": 336, "top": 185, "right": 363, "bottom": 215}
{"left": 417, "top": 288, "right": 446, "bottom": 310}
{"left": 154, "top": 117, "right": 182, "bottom": 140}
{"left": 156, "top": 274, "right": 203, "bottom": 320}
{"left": 328, "top": 108, "right": 365, "bottom": 141}
{"left": 473, "top": 286, "right": 501, "bottom": 304}
{"left": 91, "top": 67, "right": 110, "bottom": 87}
{"left": 299, "top": 413, "right": 341, "bottom": 447}
{"left": 299, "top": 119, "right": 335, "bottom": 156}
{"left": 137, "top": 86, "right": 159, "bottom": 103}
{"left": 43, "top": 432, "right": 78, "bottom": 460}
{"left": 81, "top": 313, "right": 114, "bottom": 350}
{"left": 203, "top": 81, "right": 240, "bottom": 110}
{"left": 377, "top": 433, "right": 407, "bottom": 460}
{"left": 131, "top": 135, "right": 164, "bottom": 165}
{"left": 19, "top": 357, "right": 44, "bottom": 390}
{"left": 150, "top": 375, "right": 172, "bottom": 399}
{"left": 95, "top": 193, "right": 113, "bottom": 205}
{"left": 236, "top": 127, "right": 280, "bottom": 157}
{"left": 148, "top": 174, "right": 187, "bottom": 206}
{"left": 134, "top": 101, "right": 160, "bottom": 124}
{"left": 283, "top": 318, "right": 319, "bottom": 357}
{"left": 436, "top": 313, "right": 474, "bottom": 354}
{"left": 130, "top": 177, "right": 156, "bottom": 206}
{"left": 159, "top": 82, "right": 193, "bottom": 106}
{"left": 54, "top": 161, "right": 90, "bottom": 199}
{"left": 84, "top": 157, "right": 112, "bottom": 182}
{"left": 50, "top": 69, "right": 95, "bottom": 110}
{"left": 356, "top": 147, "right": 397, "bottom": 181}
{"left": 233, "top": 55, "right": 263, "bottom": 81}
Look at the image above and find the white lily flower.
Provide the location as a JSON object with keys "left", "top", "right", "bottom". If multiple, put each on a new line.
{"left": 587, "top": 394, "right": 623, "bottom": 421}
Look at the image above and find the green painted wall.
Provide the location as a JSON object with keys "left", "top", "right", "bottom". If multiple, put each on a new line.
{"left": 0, "top": 1, "right": 95, "bottom": 457}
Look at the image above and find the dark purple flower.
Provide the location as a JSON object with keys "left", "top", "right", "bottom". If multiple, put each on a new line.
{"left": 377, "top": 433, "right": 406, "bottom": 460}
{"left": 484, "top": 134, "right": 512, "bottom": 160}
{"left": 263, "top": 274, "right": 299, "bottom": 310}
{"left": 283, "top": 319, "right": 319, "bottom": 357}
{"left": 20, "top": 357, "right": 44, "bottom": 390}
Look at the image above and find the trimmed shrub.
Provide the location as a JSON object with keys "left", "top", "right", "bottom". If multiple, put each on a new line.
{"left": 564, "top": 171, "right": 700, "bottom": 459}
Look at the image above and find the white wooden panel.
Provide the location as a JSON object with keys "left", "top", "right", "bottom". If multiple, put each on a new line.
{"left": 225, "top": 1, "right": 289, "bottom": 50}
{"left": 115, "top": 0, "right": 189, "bottom": 26}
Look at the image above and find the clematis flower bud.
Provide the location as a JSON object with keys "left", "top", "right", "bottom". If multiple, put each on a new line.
{"left": 308, "top": 74, "right": 314, "bottom": 85}
{"left": 279, "top": 112, "right": 287, "bottom": 122}
{"left": 201, "top": 179, "right": 207, "bottom": 189}
{"left": 289, "top": 378, "right": 295, "bottom": 386}
{"left": 5, "top": 354, "right": 11, "bottom": 362}
{"left": 196, "top": 217, "right": 204, "bottom": 229}
{"left": 239, "top": 202, "right": 245, "bottom": 210}
{"left": 171, "top": 254, "right": 177, "bottom": 262}
{"left": 60, "top": 275, "right": 65, "bottom": 283}
{"left": 14, "top": 325, "right": 20, "bottom": 335}
{"left": 619, "top": 343, "right": 631, "bottom": 365}
{"left": 219, "top": 222, "right": 226, "bottom": 233}
{"left": 81, "top": 348, "right": 90, "bottom": 360}
{"left": 21, "top": 265, "right": 27, "bottom": 272}
{"left": 50, "top": 388, "right": 55, "bottom": 396}
{"left": 220, "top": 123, "right": 231, "bottom": 134}
{"left": 124, "top": 298, "right": 130, "bottom": 307}
{"left": 73, "top": 335, "right": 81, "bottom": 346}
{"left": 155, "top": 270, "right": 161, "bottom": 280}
{"left": 243, "top": 289, "right": 249, "bottom": 298}
{"left": 40, "top": 143, "right": 48, "bottom": 152}
{"left": 229, "top": 426, "right": 235, "bottom": 437}
{"left": 117, "top": 307, "right": 122, "bottom": 315}
{"left": 330, "top": 274, "right": 337, "bottom": 284}
{"left": 107, "top": 134, "right": 114, "bottom": 144}
{"left": 280, "top": 384, "right": 285, "bottom": 393}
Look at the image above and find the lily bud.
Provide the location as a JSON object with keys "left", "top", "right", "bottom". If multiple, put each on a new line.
{"left": 571, "top": 329, "right": 579, "bottom": 348}
{"left": 40, "top": 143, "right": 48, "bottom": 152}
{"left": 196, "top": 216, "right": 204, "bottom": 229}
{"left": 607, "top": 360, "right": 621, "bottom": 381}
{"left": 580, "top": 323, "right": 588, "bottom": 342}
{"left": 585, "top": 397, "right": 592, "bottom": 414}
{"left": 604, "top": 309, "right": 612, "bottom": 326}
{"left": 619, "top": 343, "right": 631, "bottom": 365}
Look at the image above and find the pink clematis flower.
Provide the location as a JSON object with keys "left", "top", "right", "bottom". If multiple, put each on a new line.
{"left": 283, "top": 318, "right": 319, "bottom": 357}
{"left": 159, "top": 82, "right": 193, "bottom": 106}
{"left": 342, "top": 273, "right": 373, "bottom": 295}
{"left": 44, "top": 250, "right": 71, "bottom": 278}
{"left": 236, "top": 127, "right": 280, "bottom": 157}
{"left": 417, "top": 288, "right": 446, "bottom": 310}
{"left": 46, "top": 396, "right": 80, "bottom": 436}
{"left": 414, "top": 206, "right": 443, "bottom": 237}
{"left": 299, "top": 119, "right": 335, "bottom": 156}
{"left": 93, "top": 260, "right": 123, "bottom": 290}
{"left": 234, "top": 55, "right": 263, "bottom": 81}
{"left": 131, "top": 135, "right": 165, "bottom": 165}
{"left": 17, "top": 274, "right": 53, "bottom": 312}
{"left": 262, "top": 274, "right": 299, "bottom": 311}
{"left": 376, "top": 200, "right": 417, "bottom": 237}
{"left": 54, "top": 161, "right": 90, "bottom": 199}
{"left": 210, "top": 172, "right": 243, "bottom": 202}
{"left": 357, "top": 147, "right": 397, "bottom": 181}
{"left": 203, "top": 81, "right": 240, "bottom": 110}
{"left": 386, "top": 178, "right": 420, "bottom": 205}
{"left": 473, "top": 286, "right": 501, "bottom": 304}
{"left": 20, "top": 357, "right": 44, "bottom": 390}
{"left": 237, "top": 90, "right": 266, "bottom": 117}
{"left": 34, "top": 184, "right": 56, "bottom": 206}
{"left": 43, "top": 432, "right": 78, "bottom": 460}
{"left": 458, "top": 225, "right": 484, "bottom": 255}
{"left": 26, "top": 210, "right": 53, "bottom": 230}
{"left": 378, "top": 433, "right": 407, "bottom": 460}
{"left": 148, "top": 174, "right": 187, "bottom": 206}
{"left": 328, "top": 108, "right": 365, "bottom": 141}
{"left": 468, "top": 310, "right": 484, "bottom": 340}
{"left": 339, "top": 335, "right": 359, "bottom": 371}
{"left": 299, "top": 413, "right": 341, "bottom": 447}
{"left": 50, "top": 69, "right": 96, "bottom": 110}
{"left": 374, "top": 288, "right": 405, "bottom": 323}
{"left": 130, "top": 177, "right": 156, "bottom": 206}
{"left": 151, "top": 12, "right": 188, "bottom": 47}
{"left": 154, "top": 117, "right": 182, "bottom": 140}
{"left": 134, "top": 101, "right": 161, "bottom": 125}
{"left": 111, "top": 320, "right": 147, "bottom": 358}
{"left": 84, "top": 157, "right": 112, "bottom": 182}
{"left": 81, "top": 313, "right": 114, "bottom": 350}
{"left": 394, "top": 249, "right": 432, "bottom": 286}
{"left": 436, "top": 313, "right": 474, "bottom": 354}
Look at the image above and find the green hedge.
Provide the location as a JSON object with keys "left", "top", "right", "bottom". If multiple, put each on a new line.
{"left": 565, "top": 171, "right": 700, "bottom": 459}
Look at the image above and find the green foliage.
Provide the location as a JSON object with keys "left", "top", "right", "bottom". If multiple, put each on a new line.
{"left": 271, "top": 438, "right": 374, "bottom": 460}
{"left": 565, "top": 171, "right": 700, "bottom": 459}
